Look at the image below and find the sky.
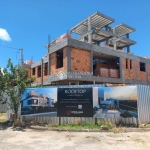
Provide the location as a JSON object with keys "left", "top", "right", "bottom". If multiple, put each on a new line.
{"left": 0, "top": 0, "right": 150, "bottom": 68}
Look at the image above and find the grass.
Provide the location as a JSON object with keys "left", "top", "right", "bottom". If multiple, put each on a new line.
{"left": 48, "top": 122, "right": 113, "bottom": 130}
{"left": 144, "top": 124, "right": 150, "bottom": 128}
{"left": 139, "top": 124, "right": 150, "bottom": 128}
{"left": 0, "top": 113, "right": 7, "bottom": 123}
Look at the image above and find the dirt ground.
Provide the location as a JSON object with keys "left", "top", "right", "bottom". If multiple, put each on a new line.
{"left": 0, "top": 127, "right": 150, "bottom": 150}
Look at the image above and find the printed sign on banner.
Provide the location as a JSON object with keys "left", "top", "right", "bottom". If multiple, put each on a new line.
{"left": 21, "top": 88, "right": 57, "bottom": 116}
{"left": 57, "top": 88, "right": 93, "bottom": 117}
{"left": 93, "top": 86, "right": 138, "bottom": 118}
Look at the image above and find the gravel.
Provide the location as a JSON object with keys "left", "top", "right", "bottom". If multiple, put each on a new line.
{"left": 0, "top": 127, "right": 150, "bottom": 150}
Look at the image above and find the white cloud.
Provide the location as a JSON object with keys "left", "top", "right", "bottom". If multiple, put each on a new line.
{"left": 0, "top": 68, "right": 4, "bottom": 75}
{"left": 0, "top": 28, "right": 11, "bottom": 41}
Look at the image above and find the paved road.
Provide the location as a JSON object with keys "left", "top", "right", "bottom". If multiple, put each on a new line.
{"left": 0, "top": 127, "right": 150, "bottom": 150}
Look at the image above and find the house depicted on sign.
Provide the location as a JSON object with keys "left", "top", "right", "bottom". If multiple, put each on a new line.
{"left": 23, "top": 11, "right": 150, "bottom": 86}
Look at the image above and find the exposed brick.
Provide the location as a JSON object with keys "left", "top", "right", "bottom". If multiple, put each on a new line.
{"left": 50, "top": 47, "right": 67, "bottom": 75}
{"left": 122, "top": 58, "right": 136, "bottom": 80}
{"left": 71, "top": 48, "right": 90, "bottom": 72}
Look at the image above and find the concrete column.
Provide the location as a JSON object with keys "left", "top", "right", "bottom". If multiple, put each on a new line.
{"left": 119, "top": 57, "right": 123, "bottom": 80}
{"left": 48, "top": 54, "right": 50, "bottom": 75}
{"left": 41, "top": 59, "right": 43, "bottom": 87}
{"left": 126, "top": 33, "right": 129, "bottom": 39}
{"left": 105, "top": 25, "right": 109, "bottom": 31}
{"left": 122, "top": 70, "right": 125, "bottom": 84}
{"left": 105, "top": 26, "right": 109, "bottom": 45}
{"left": 75, "top": 81, "right": 79, "bottom": 85}
{"left": 20, "top": 48, "right": 23, "bottom": 67}
{"left": 66, "top": 47, "right": 71, "bottom": 72}
{"left": 146, "top": 63, "right": 148, "bottom": 82}
{"left": 93, "top": 80, "right": 95, "bottom": 85}
{"left": 127, "top": 46, "right": 130, "bottom": 53}
{"left": 126, "top": 34, "right": 130, "bottom": 53}
{"left": 90, "top": 50, "right": 93, "bottom": 73}
{"left": 105, "top": 40, "right": 109, "bottom": 45}
{"left": 113, "top": 28, "right": 117, "bottom": 50}
{"left": 114, "top": 42, "right": 117, "bottom": 50}
{"left": 134, "top": 61, "right": 138, "bottom": 81}
{"left": 88, "top": 17, "right": 92, "bottom": 44}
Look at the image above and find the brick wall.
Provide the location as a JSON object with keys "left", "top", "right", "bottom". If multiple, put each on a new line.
{"left": 122, "top": 58, "right": 147, "bottom": 81}
{"left": 96, "top": 63, "right": 108, "bottom": 69}
{"left": 50, "top": 48, "right": 67, "bottom": 75}
{"left": 122, "top": 58, "right": 136, "bottom": 80}
{"left": 137, "top": 62, "right": 146, "bottom": 81}
{"left": 31, "top": 67, "right": 41, "bottom": 83}
{"left": 71, "top": 48, "right": 90, "bottom": 72}
{"left": 148, "top": 64, "right": 150, "bottom": 81}
{"left": 43, "top": 63, "right": 48, "bottom": 81}
{"left": 94, "top": 60, "right": 119, "bottom": 78}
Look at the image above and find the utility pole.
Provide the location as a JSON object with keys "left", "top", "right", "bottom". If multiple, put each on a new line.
{"left": 19, "top": 48, "right": 23, "bottom": 66}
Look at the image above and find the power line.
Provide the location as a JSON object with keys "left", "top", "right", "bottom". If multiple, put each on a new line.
{"left": 0, "top": 44, "right": 19, "bottom": 50}
{"left": 0, "top": 44, "right": 24, "bottom": 66}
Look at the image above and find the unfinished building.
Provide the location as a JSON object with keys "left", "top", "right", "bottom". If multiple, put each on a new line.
{"left": 24, "top": 12, "right": 150, "bottom": 86}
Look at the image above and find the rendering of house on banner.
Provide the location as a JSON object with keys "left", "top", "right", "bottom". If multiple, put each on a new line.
{"left": 23, "top": 11, "right": 150, "bottom": 86}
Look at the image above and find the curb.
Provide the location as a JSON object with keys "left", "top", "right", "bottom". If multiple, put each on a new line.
{"left": 29, "top": 126, "right": 150, "bottom": 132}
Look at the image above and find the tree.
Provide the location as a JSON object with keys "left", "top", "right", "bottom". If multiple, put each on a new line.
{"left": 0, "top": 58, "right": 35, "bottom": 120}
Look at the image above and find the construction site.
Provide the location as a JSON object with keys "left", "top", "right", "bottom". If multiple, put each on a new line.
{"left": 23, "top": 11, "right": 150, "bottom": 86}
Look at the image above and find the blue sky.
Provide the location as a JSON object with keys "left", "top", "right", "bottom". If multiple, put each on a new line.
{"left": 0, "top": 0, "right": 150, "bottom": 68}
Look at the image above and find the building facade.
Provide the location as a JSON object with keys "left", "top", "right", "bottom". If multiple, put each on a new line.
{"left": 24, "top": 12, "right": 150, "bottom": 86}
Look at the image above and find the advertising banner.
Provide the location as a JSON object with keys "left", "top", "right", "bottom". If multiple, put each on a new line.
{"left": 21, "top": 88, "right": 57, "bottom": 116}
{"left": 57, "top": 88, "right": 93, "bottom": 117}
{"left": 93, "top": 86, "right": 138, "bottom": 118}
{"left": 21, "top": 86, "right": 137, "bottom": 118}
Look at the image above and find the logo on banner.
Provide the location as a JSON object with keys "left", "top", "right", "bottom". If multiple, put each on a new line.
{"left": 67, "top": 110, "right": 71, "bottom": 116}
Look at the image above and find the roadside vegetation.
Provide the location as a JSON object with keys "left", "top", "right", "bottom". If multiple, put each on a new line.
{"left": 0, "top": 113, "right": 7, "bottom": 123}
{"left": 0, "top": 59, "right": 35, "bottom": 122}
{"left": 48, "top": 122, "right": 113, "bottom": 130}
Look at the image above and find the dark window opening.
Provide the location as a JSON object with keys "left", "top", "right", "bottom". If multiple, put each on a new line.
{"left": 37, "top": 66, "right": 41, "bottom": 77}
{"left": 100, "top": 60, "right": 108, "bottom": 64}
{"left": 93, "top": 64, "right": 96, "bottom": 70}
{"left": 56, "top": 49, "right": 63, "bottom": 68}
{"left": 32, "top": 68, "right": 35, "bottom": 75}
{"left": 126, "top": 59, "right": 128, "bottom": 69}
{"left": 28, "top": 99, "right": 38, "bottom": 105}
{"left": 140, "top": 62, "right": 146, "bottom": 72}
{"left": 44, "top": 63, "right": 48, "bottom": 76}
{"left": 130, "top": 60, "right": 132, "bottom": 69}
{"left": 116, "top": 59, "right": 119, "bottom": 69}
{"left": 93, "top": 58, "right": 108, "bottom": 64}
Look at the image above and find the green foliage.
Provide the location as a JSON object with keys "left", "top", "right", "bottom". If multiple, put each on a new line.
{"left": 48, "top": 122, "right": 113, "bottom": 130}
{"left": 29, "top": 84, "right": 42, "bottom": 88}
{"left": 0, "top": 58, "right": 35, "bottom": 114}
